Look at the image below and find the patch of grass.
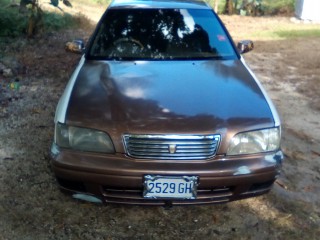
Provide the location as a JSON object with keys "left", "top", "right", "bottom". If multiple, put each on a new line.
{"left": 275, "top": 29, "right": 320, "bottom": 38}
{"left": 92, "top": 0, "right": 111, "bottom": 5}
{"left": 76, "top": 0, "right": 111, "bottom": 7}
{"left": 252, "top": 25, "right": 320, "bottom": 40}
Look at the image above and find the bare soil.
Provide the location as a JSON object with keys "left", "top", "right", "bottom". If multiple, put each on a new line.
{"left": 0, "top": 12, "right": 320, "bottom": 239}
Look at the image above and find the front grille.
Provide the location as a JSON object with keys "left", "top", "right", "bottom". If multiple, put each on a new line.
{"left": 102, "top": 186, "right": 232, "bottom": 205}
{"left": 101, "top": 181, "right": 274, "bottom": 205}
{"left": 123, "top": 134, "right": 220, "bottom": 160}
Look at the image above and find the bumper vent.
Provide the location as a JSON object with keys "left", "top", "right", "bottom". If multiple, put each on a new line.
{"left": 123, "top": 134, "right": 220, "bottom": 160}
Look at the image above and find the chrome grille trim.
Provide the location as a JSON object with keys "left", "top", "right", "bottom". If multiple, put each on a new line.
{"left": 123, "top": 134, "right": 220, "bottom": 160}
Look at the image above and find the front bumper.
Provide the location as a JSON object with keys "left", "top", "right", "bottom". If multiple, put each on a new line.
{"left": 50, "top": 143, "right": 283, "bottom": 205}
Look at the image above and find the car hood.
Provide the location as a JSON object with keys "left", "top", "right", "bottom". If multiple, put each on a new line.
{"left": 66, "top": 60, "right": 274, "bottom": 150}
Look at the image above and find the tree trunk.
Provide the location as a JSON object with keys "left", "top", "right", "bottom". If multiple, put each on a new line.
{"left": 214, "top": 0, "right": 219, "bottom": 13}
{"left": 224, "top": 0, "right": 234, "bottom": 15}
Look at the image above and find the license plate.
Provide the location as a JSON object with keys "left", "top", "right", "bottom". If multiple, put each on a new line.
{"left": 143, "top": 175, "right": 198, "bottom": 199}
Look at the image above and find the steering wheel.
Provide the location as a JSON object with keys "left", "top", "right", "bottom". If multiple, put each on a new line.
{"left": 113, "top": 37, "right": 144, "bottom": 50}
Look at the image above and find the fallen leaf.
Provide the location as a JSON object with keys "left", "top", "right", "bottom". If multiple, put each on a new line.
{"left": 275, "top": 179, "right": 288, "bottom": 190}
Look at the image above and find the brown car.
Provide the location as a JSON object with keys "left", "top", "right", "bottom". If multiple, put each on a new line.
{"left": 50, "top": 0, "right": 283, "bottom": 205}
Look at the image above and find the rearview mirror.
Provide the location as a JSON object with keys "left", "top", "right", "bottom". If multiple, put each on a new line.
{"left": 237, "top": 40, "right": 254, "bottom": 54}
{"left": 65, "top": 39, "right": 85, "bottom": 54}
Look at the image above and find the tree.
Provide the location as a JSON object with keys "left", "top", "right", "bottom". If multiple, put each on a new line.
{"left": 214, "top": 0, "right": 219, "bottom": 12}
{"left": 18, "top": 0, "right": 73, "bottom": 37}
{"left": 224, "top": 0, "right": 234, "bottom": 15}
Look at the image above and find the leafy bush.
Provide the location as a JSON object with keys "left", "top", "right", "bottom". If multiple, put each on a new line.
{"left": 0, "top": 0, "right": 29, "bottom": 37}
{"left": 0, "top": 8, "right": 27, "bottom": 37}
{"left": 206, "top": 0, "right": 295, "bottom": 15}
{"left": 262, "top": 0, "right": 295, "bottom": 15}
{"left": 42, "top": 12, "right": 86, "bottom": 32}
{"left": 0, "top": 0, "right": 90, "bottom": 37}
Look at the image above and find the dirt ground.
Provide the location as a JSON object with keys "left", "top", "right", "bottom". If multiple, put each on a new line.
{"left": 1, "top": 10, "right": 320, "bottom": 240}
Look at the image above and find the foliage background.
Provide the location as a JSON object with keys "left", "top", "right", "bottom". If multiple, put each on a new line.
{"left": 0, "top": 0, "right": 299, "bottom": 38}
{"left": 206, "top": 0, "right": 295, "bottom": 14}
{"left": 0, "top": 0, "right": 93, "bottom": 37}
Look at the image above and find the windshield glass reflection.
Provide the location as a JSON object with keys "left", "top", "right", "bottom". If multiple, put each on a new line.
{"left": 89, "top": 9, "right": 236, "bottom": 60}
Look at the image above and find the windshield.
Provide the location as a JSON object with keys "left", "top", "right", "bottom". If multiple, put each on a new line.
{"left": 88, "top": 8, "right": 237, "bottom": 60}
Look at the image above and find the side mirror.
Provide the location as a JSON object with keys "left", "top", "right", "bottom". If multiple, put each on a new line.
{"left": 237, "top": 40, "right": 254, "bottom": 54}
{"left": 65, "top": 39, "right": 85, "bottom": 54}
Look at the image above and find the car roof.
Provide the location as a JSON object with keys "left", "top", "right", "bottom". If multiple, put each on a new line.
{"left": 108, "top": 0, "right": 210, "bottom": 9}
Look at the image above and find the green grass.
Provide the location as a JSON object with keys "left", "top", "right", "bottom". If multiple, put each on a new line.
{"left": 92, "top": 0, "right": 111, "bottom": 5}
{"left": 275, "top": 29, "right": 320, "bottom": 38}
{"left": 251, "top": 26, "right": 320, "bottom": 40}
{"left": 76, "top": 0, "right": 111, "bottom": 7}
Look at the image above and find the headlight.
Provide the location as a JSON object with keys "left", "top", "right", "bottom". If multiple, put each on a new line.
{"left": 227, "top": 128, "right": 280, "bottom": 155}
{"left": 55, "top": 123, "right": 115, "bottom": 153}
